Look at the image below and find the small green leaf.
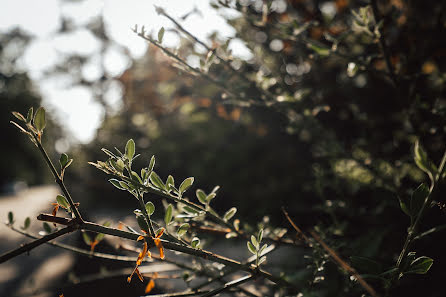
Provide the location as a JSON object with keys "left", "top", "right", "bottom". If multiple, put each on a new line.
{"left": 145, "top": 201, "right": 155, "bottom": 216}
{"left": 158, "top": 27, "right": 165, "bottom": 43}
{"left": 95, "top": 233, "right": 105, "bottom": 242}
{"left": 405, "top": 256, "right": 433, "bottom": 274}
{"left": 166, "top": 175, "right": 175, "bottom": 190}
{"left": 56, "top": 195, "right": 70, "bottom": 210}
{"left": 23, "top": 217, "right": 31, "bottom": 230}
{"left": 34, "top": 107, "right": 46, "bottom": 132}
{"left": 82, "top": 232, "right": 92, "bottom": 245}
{"left": 177, "top": 223, "right": 190, "bottom": 237}
{"left": 150, "top": 171, "right": 166, "bottom": 190}
{"left": 116, "top": 159, "right": 125, "bottom": 172}
{"left": 251, "top": 235, "right": 259, "bottom": 249}
{"left": 148, "top": 155, "right": 155, "bottom": 172}
{"left": 191, "top": 237, "right": 200, "bottom": 249}
{"left": 258, "top": 256, "right": 267, "bottom": 265}
{"left": 125, "top": 139, "right": 135, "bottom": 161}
{"left": 43, "top": 222, "right": 52, "bottom": 233}
{"left": 410, "top": 183, "right": 429, "bottom": 217}
{"left": 8, "top": 211, "right": 14, "bottom": 224}
{"left": 131, "top": 171, "right": 143, "bottom": 184}
{"left": 101, "top": 148, "right": 117, "bottom": 158}
{"left": 109, "top": 179, "right": 126, "bottom": 190}
{"left": 196, "top": 189, "right": 207, "bottom": 204}
{"left": 206, "top": 193, "right": 216, "bottom": 202}
{"left": 258, "top": 229, "right": 263, "bottom": 243}
{"left": 165, "top": 204, "right": 173, "bottom": 225}
{"left": 399, "top": 196, "right": 411, "bottom": 217}
{"left": 12, "top": 111, "right": 26, "bottom": 122}
{"left": 137, "top": 215, "right": 149, "bottom": 232}
{"left": 26, "top": 107, "right": 33, "bottom": 123}
{"left": 259, "top": 243, "right": 268, "bottom": 255}
{"left": 59, "top": 153, "right": 69, "bottom": 168}
{"left": 223, "top": 207, "right": 237, "bottom": 222}
{"left": 119, "top": 181, "right": 131, "bottom": 190}
{"left": 183, "top": 206, "right": 199, "bottom": 215}
{"left": 247, "top": 241, "right": 256, "bottom": 254}
{"left": 179, "top": 177, "right": 194, "bottom": 194}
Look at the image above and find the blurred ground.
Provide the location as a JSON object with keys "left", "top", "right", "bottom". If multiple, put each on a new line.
{"left": 0, "top": 185, "right": 74, "bottom": 297}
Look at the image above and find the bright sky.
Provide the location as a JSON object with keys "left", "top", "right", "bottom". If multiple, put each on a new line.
{"left": 0, "top": 0, "right": 247, "bottom": 144}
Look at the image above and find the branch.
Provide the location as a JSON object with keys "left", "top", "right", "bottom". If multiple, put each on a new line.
{"left": 200, "top": 275, "right": 254, "bottom": 297}
{"left": 0, "top": 225, "right": 74, "bottom": 264}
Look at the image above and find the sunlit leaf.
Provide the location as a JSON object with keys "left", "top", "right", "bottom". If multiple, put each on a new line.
{"left": 150, "top": 172, "right": 165, "bottom": 190}
{"left": 177, "top": 223, "right": 190, "bottom": 237}
{"left": 56, "top": 195, "right": 70, "bottom": 210}
{"left": 12, "top": 111, "right": 26, "bottom": 122}
{"left": 179, "top": 177, "right": 194, "bottom": 194}
{"left": 146, "top": 201, "right": 155, "bottom": 216}
{"left": 125, "top": 139, "right": 136, "bottom": 161}
{"left": 196, "top": 189, "right": 207, "bottom": 204}
{"left": 223, "top": 207, "right": 237, "bottom": 222}
{"left": 258, "top": 256, "right": 267, "bottom": 265}
{"left": 251, "top": 235, "right": 259, "bottom": 249}
{"left": 148, "top": 155, "right": 155, "bottom": 172}
{"left": 164, "top": 204, "right": 173, "bottom": 225}
{"left": 191, "top": 237, "right": 200, "bottom": 249}
{"left": 34, "top": 107, "right": 46, "bottom": 132}
{"left": 247, "top": 241, "right": 256, "bottom": 254}
{"left": 26, "top": 107, "right": 33, "bottom": 123}
{"left": 158, "top": 27, "right": 165, "bottom": 43}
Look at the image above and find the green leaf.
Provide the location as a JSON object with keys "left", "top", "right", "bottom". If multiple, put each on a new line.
{"left": 258, "top": 256, "right": 267, "bottom": 265}
{"left": 34, "top": 107, "right": 46, "bottom": 132}
{"left": 405, "top": 256, "right": 433, "bottom": 274}
{"left": 116, "top": 159, "right": 125, "bottom": 172}
{"left": 145, "top": 201, "right": 155, "bottom": 216}
{"left": 59, "top": 153, "right": 69, "bottom": 168}
{"left": 82, "top": 232, "right": 92, "bottom": 245}
{"left": 399, "top": 196, "right": 411, "bottom": 217}
{"left": 183, "top": 206, "right": 199, "bottom": 215}
{"left": 12, "top": 111, "right": 26, "bottom": 122}
{"left": 410, "top": 183, "right": 429, "bottom": 217}
{"left": 43, "top": 222, "right": 52, "bottom": 233}
{"left": 191, "top": 237, "right": 200, "bottom": 249}
{"left": 119, "top": 181, "right": 131, "bottom": 190}
{"left": 56, "top": 195, "right": 70, "bottom": 210}
{"left": 23, "top": 217, "right": 31, "bottom": 230}
{"left": 223, "top": 207, "right": 237, "bottom": 222}
{"left": 179, "top": 177, "right": 194, "bottom": 194}
{"left": 166, "top": 175, "right": 175, "bottom": 190}
{"left": 95, "top": 233, "right": 105, "bottom": 242}
{"left": 165, "top": 204, "right": 173, "bottom": 225}
{"left": 196, "top": 189, "right": 207, "bottom": 204}
{"left": 131, "top": 171, "right": 143, "bottom": 184}
{"left": 26, "top": 107, "right": 33, "bottom": 123}
{"left": 258, "top": 229, "right": 263, "bottom": 243}
{"left": 414, "top": 140, "right": 437, "bottom": 181}
{"left": 101, "top": 148, "right": 117, "bottom": 158}
{"left": 150, "top": 171, "right": 166, "bottom": 190}
{"left": 247, "top": 241, "right": 257, "bottom": 254}
{"left": 350, "top": 256, "right": 383, "bottom": 275}
{"left": 177, "top": 223, "right": 190, "bottom": 237}
{"left": 148, "top": 155, "right": 155, "bottom": 172}
{"left": 158, "top": 27, "right": 165, "bottom": 43}
{"left": 137, "top": 215, "right": 149, "bottom": 232}
{"left": 251, "top": 235, "right": 259, "bottom": 249}
{"left": 8, "top": 211, "right": 14, "bottom": 224}
{"left": 259, "top": 243, "right": 268, "bottom": 255}
{"left": 125, "top": 139, "right": 135, "bottom": 161}
{"left": 109, "top": 179, "right": 126, "bottom": 190}
{"left": 206, "top": 193, "right": 216, "bottom": 203}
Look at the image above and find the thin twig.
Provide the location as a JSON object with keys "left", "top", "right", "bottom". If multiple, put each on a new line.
{"left": 200, "top": 275, "right": 254, "bottom": 297}
{"left": 0, "top": 225, "right": 74, "bottom": 264}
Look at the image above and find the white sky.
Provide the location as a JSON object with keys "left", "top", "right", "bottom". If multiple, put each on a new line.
{"left": 0, "top": 0, "right": 248, "bottom": 143}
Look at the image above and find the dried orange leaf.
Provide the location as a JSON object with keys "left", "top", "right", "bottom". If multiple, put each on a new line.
{"left": 154, "top": 238, "right": 165, "bottom": 259}
{"left": 137, "top": 235, "right": 144, "bottom": 241}
{"left": 147, "top": 250, "right": 152, "bottom": 259}
{"left": 145, "top": 279, "right": 155, "bottom": 293}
